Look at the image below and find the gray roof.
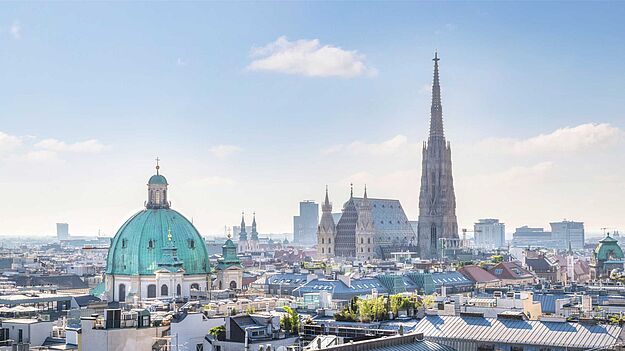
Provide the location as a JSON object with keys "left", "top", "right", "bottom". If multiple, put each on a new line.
{"left": 414, "top": 315, "right": 623, "bottom": 349}
{"left": 352, "top": 197, "right": 416, "bottom": 245}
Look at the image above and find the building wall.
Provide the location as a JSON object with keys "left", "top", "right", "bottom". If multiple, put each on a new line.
{"left": 550, "top": 221, "right": 584, "bottom": 250}
{"left": 81, "top": 317, "right": 170, "bottom": 351}
{"left": 474, "top": 219, "right": 505, "bottom": 249}
{"left": 170, "top": 314, "right": 224, "bottom": 351}
{"left": 105, "top": 274, "right": 210, "bottom": 302}
{"left": 2, "top": 321, "right": 53, "bottom": 346}
{"left": 294, "top": 201, "right": 319, "bottom": 245}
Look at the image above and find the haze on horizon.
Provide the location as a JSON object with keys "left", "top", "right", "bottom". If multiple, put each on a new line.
{"left": 1, "top": 2, "right": 624, "bottom": 238}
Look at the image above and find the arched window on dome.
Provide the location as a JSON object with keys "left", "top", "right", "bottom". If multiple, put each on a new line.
{"left": 161, "top": 284, "right": 168, "bottom": 297}
{"left": 122, "top": 239, "right": 127, "bottom": 249}
{"left": 147, "top": 284, "right": 156, "bottom": 298}
{"left": 229, "top": 281, "right": 237, "bottom": 290}
{"left": 118, "top": 284, "right": 126, "bottom": 302}
{"left": 176, "top": 284, "right": 181, "bottom": 296}
{"left": 148, "top": 240, "right": 154, "bottom": 249}
{"left": 188, "top": 239, "right": 195, "bottom": 249}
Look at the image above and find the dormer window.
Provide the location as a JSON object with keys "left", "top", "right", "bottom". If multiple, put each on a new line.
{"left": 148, "top": 240, "right": 154, "bottom": 249}
{"left": 188, "top": 239, "right": 196, "bottom": 249}
{"left": 122, "top": 239, "right": 128, "bottom": 249}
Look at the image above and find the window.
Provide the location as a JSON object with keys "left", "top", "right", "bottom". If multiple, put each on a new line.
{"left": 155, "top": 190, "right": 161, "bottom": 204}
{"left": 328, "top": 248, "right": 331, "bottom": 253}
{"left": 148, "top": 240, "right": 154, "bottom": 249}
{"left": 367, "top": 238, "right": 371, "bottom": 244}
{"left": 361, "top": 238, "right": 364, "bottom": 244}
{"left": 430, "top": 224, "right": 437, "bottom": 250}
{"left": 18, "top": 329, "right": 22, "bottom": 343}
{"left": 161, "top": 284, "right": 169, "bottom": 296}
{"left": 229, "top": 280, "right": 237, "bottom": 289}
{"left": 118, "top": 284, "right": 126, "bottom": 302}
{"left": 147, "top": 284, "right": 156, "bottom": 298}
{"left": 177, "top": 284, "right": 182, "bottom": 296}
{"left": 191, "top": 283, "right": 200, "bottom": 291}
{"left": 188, "top": 239, "right": 196, "bottom": 249}
{"left": 328, "top": 238, "right": 331, "bottom": 244}
{"left": 122, "top": 239, "right": 128, "bottom": 249}
{"left": 322, "top": 247, "right": 325, "bottom": 253}
{"left": 368, "top": 248, "right": 371, "bottom": 252}
{"left": 196, "top": 345, "right": 204, "bottom": 351}
{"left": 321, "top": 238, "right": 324, "bottom": 244}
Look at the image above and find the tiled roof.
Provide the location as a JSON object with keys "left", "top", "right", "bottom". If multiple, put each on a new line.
{"left": 458, "top": 265, "right": 500, "bottom": 283}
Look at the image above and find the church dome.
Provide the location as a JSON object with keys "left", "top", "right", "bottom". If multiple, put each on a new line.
{"left": 594, "top": 234, "right": 624, "bottom": 261}
{"left": 105, "top": 164, "right": 209, "bottom": 276}
{"left": 105, "top": 208, "right": 209, "bottom": 276}
{"left": 149, "top": 174, "right": 168, "bottom": 185}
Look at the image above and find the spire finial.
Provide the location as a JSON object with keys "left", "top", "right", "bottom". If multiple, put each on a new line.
{"left": 429, "top": 51, "right": 444, "bottom": 139}
{"left": 167, "top": 224, "right": 172, "bottom": 242}
{"left": 364, "top": 184, "right": 368, "bottom": 199}
{"left": 350, "top": 183, "right": 354, "bottom": 198}
{"left": 155, "top": 157, "right": 160, "bottom": 175}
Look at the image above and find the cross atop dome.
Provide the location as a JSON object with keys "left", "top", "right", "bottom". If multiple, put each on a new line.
{"left": 155, "top": 157, "right": 160, "bottom": 175}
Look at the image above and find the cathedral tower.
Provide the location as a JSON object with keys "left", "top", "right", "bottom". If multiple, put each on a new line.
{"left": 238, "top": 212, "right": 249, "bottom": 253}
{"left": 417, "top": 52, "right": 459, "bottom": 259}
{"left": 355, "top": 186, "right": 375, "bottom": 261}
{"left": 249, "top": 212, "right": 260, "bottom": 252}
{"left": 317, "top": 186, "right": 336, "bottom": 259}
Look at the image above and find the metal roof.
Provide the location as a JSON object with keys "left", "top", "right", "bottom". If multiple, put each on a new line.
{"left": 414, "top": 315, "right": 622, "bottom": 349}
{"left": 106, "top": 208, "right": 210, "bottom": 275}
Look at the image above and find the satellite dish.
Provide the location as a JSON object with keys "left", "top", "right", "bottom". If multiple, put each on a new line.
{"left": 276, "top": 346, "right": 287, "bottom": 351}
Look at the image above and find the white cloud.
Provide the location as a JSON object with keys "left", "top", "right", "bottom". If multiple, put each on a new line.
{"left": 0, "top": 132, "right": 23, "bottom": 152}
{"left": 247, "top": 36, "right": 376, "bottom": 78}
{"left": 25, "top": 150, "right": 58, "bottom": 162}
{"left": 191, "top": 176, "right": 237, "bottom": 187}
{"left": 34, "top": 139, "right": 106, "bottom": 153}
{"left": 9, "top": 20, "right": 20, "bottom": 39}
{"left": 209, "top": 144, "right": 242, "bottom": 158}
{"left": 176, "top": 58, "right": 187, "bottom": 66}
{"left": 479, "top": 123, "right": 623, "bottom": 155}
{"left": 418, "top": 84, "right": 432, "bottom": 96}
{"left": 324, "top": 134, "right": 417, "bottom": 156}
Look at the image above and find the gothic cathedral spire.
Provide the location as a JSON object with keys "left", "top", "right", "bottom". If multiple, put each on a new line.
{"left": 417, "top": 52, "right": 459, "bottom": 260}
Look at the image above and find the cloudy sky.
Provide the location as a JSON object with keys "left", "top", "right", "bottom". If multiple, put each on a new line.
{"left": 1, "top": 2, "right": 624, "bottom": 238}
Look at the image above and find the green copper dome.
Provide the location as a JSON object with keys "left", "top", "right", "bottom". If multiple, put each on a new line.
{"left": 594, "top": 234, "right": 624, "bottom": 261}
{"left": 149, "top": 174, "right": 168, "bottom": 185}
{"left": 105, "top": 208, "right": 209, "bottom": 276}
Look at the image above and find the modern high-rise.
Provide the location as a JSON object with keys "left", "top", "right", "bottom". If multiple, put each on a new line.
{"left": 550, "top": 220, "right": 585, "bottom": 250}
{"left": 417, "top": 52, "right": 459, "bottom": 259}
{"left": 474, "top": 219, "right": 505, "bottom": 249}
{"left": 56, "top": 223, "right": 69, "bottom": 241}
{"left": 293, "top": 201, "right": 319, "bottom": 245}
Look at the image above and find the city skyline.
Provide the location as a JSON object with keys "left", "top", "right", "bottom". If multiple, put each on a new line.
{"left": 1, "top": 2, "right": 625, "bottom": 237}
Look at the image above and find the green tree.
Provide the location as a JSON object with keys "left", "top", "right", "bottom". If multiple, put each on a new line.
{"left": 281, "top": 306, "right": 300, "bottom": 334}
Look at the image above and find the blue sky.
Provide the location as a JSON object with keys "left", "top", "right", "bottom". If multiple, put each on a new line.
{"left": 1, "top": 2, "right": 624, "bottom": 237}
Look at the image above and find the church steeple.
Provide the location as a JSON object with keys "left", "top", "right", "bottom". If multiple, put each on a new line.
{"left": 239, "top": 212, "right": 247, "bottom": 241}
{"left": 322, "top": 185, "right": 332, "bottom": 213}
{"left": 429, "top": 51, "right": 445, "bottom": 140}
{"left": 250, "top": 212, "right": 259, "bottom": 241}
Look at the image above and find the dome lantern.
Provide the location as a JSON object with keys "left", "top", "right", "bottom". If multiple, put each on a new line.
{"left": 147, "top": 157, "right": 170, "bottom": 209}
